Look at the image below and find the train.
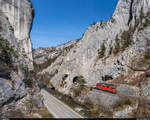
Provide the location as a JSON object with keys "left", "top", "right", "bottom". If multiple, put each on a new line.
{"left": 95, "top": 83, "right": 117, "bottom": 94}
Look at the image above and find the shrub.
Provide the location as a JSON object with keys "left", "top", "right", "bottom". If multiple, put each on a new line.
{"left": 98, "top": 42, "right": 106, "bottom": 58}
{"left": 38, "top": 107, "right": 53, "bottom": 118}
{"left": 34, "top": 55, "right": 42, "bottom": 59}
{"left": 140, "top": 8, "right": 145, "bottom": 22}
{"left": 110, "top": 18, "right": 116, "bottom": 23}
{"left": 120, "top": 27, "right": 134, "bottom": 51}
{"left": 144, "top": 50, "right": 150, "bottom": 60}
{"left": 61, "top": 44, "right": 75, "bottom": 56}
{"left": 121, "top": 29, "right": 133, "bottom": 50}
{"left": 29, "top": 70, "right": 34, "bottom": 74}
{"left": 25, "top": 78, "right": 33, "bottom": 87}
{"left": 138, "top": 8, "right": 150, "bottom": 31}
{"left": 113, "top": 35, "right": 120, "bottom": 54}
{"left": 55, "top": 69, "right": 58, "bottom": 74}
{"left": 109, "top": 46, "right": 113, "bottom": 55}
{"left": 34, "top": 55, "right": 59, "bottom": 72}
{"left": 124, "top": 99, "right": 131, "bottom": 105}
{"left": 73, "top": 85, "right": 85, "bottom": 97}
{"left": 0, "top": 37, "right": 15, "bottom": 69}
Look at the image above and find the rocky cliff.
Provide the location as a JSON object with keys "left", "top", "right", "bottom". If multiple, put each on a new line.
{"left": 0, "top": 0, "right": 42, "bottom": 117}
{"left": 34, "top": 0, "right": 150, "bottom": 118}
{"left": 0, "top": 0, "right": 34, "bottom": 69}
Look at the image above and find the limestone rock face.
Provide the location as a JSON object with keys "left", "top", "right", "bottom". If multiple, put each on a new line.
{"left": 34, "top": 0, "right": 150, "bottom": 115}
{"left": 0, "top": 0, "right": 34, "bottom": 69}
{"left": 86, "top": 90, "right": 123, "bottom": 111}
{"left": 0, "top": 0, "right": 36, "bottom": 116}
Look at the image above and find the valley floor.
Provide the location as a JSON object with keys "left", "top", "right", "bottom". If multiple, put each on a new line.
{"left": 41, "top": 89, "right": 83, "bottom": 118}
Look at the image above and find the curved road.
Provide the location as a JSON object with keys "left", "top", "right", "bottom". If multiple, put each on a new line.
{"left": 41, "top": 89, "right": 83, "bottom": 118}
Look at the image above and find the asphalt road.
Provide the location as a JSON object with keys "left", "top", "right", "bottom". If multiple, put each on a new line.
{"left": 41, "top": 89, "right": 83, "bottom": 118}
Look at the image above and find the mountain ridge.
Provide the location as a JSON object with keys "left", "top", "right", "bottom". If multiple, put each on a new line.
{"left": 34, "top": 0, "right": 150, "bottom": 117}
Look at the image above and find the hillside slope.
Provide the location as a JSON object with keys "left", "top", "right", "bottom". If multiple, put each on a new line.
{"left": 34, "top": 0, "right": 150, "bottom": 117}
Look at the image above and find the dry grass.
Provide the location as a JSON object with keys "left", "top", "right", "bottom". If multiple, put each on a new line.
{"left": 25, "top": 107, "right": 53, "bottom": 118}
{"left": 107, "top": 69, "right": 147, "bottom": 87}
{"left": 107, "top": 51, "right": 150, "bottom": 86}
{"left": 89, "top": 105, "right": 113, "bottom": 118}
{"left": 130, "top": 101, "right": 150, "bottom": 118}
{"left": 114, "top": 98, "right": 136, "bottom": 112}
{"left": 37, "top": 107, "right": 53, "bottom": 118}
{"left": 72, "top": 85, "right": 90, "bottom": 97}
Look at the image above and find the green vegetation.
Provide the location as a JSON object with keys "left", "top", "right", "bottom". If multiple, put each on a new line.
{"left": 59, "top": 80, "right": 67, "bottom": 88}
{"left": 46, "top": 89, "right": 112, "bottom": 118}
{"left": 0, "top": 36, "right": 18, "bottom": 72}
{"left": 124, "top": 99, "right": 132, "bottom": 105}
{"left": 61, "top": 44, "right": 75, "bottom": 56}
{"left": 113, "top": 35, "right": 120, "bottom": 54}
{"left": 109, "top": 46, "right": 113, "bottom": 55}
{"left": 34, "top": 55, "right": 43, "bottom": 59}
{"left": 144, "top": 50, "right": 150, "bottom": 60}
{"left": 0, "top": 36, "right": 18, "bottom": 58}
{"left": 138, "top": 8, "right": 150, "bottom": 31}
{"left": 98, "top": 42, "right": 106, "bottom": 58}
{"left": 0, "top": 37, "right": 12, "bottom": 61}
{"left": 73, "top": 85, "right": 85, "bottom": 97}
{"left": 121, "top": 28, "right": 133, "bottom": 50}
{"left": 110, "top": 18, "right": 116, "bottom": 23}
{"left": 111, "top": 8, "right": 150, "bottom": 55}
{"left": 34, "top": 55, "right": 59, "bottom": 73}
{"left": 55, "top": 69, "right": 58, "bottom": 74}
{"left": 38, "top": 107, "right": 53, "bottom": 118}
{"left": 112, "top": 27, "right": 134, "bottom": 55}
{"left": 109, "top": 8, "right": 150, "bottom": 55}
{"left": 25, "top": 78, "right": 33, "bottom": 87}
{"left": 29, "top": 70, "right": 35, "bottom": 75}
{"left": 100, "top": 21, "right": 106, "bottom": 28}
{"left": 117, "top": 99, "right": 132, "bottom": 109}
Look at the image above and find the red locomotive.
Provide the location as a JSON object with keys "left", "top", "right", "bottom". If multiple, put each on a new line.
{"left": 96, "top": 83, "right": 117, "bottom": 94}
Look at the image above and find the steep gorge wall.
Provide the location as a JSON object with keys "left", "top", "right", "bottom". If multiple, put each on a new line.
{"left": 35, "top": 0, "right": 150, "bottom": 90}
{"left": 0, "top": 0, "right": 34, "bottom": 69}
{"left": 34, "top": 0, "right": 150, "bottom": 115}
{"left": 0, "top": 0, "right": 38, "bottom": 117}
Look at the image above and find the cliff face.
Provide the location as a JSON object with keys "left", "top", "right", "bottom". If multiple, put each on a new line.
{"left": 0, "top": 0, "right": 41, "bottom": 117}
{"left": 0, "top": 0, "right": 34, "bottom": 69}
{"left": 34, "top": 0, "right": 150, "bottom": 117}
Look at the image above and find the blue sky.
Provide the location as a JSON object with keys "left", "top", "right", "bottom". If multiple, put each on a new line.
{"left": 30, "top": 0, "right": 118, "bottom": 49}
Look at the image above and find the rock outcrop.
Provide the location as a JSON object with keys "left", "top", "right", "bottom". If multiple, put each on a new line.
{"left": 34, "top": 0, "right": 150, "bottom": 117}
{"left": 0, "top": 0, "right": 34, "bottom": 69}
{"left": 0, "top": 0, "right": 42, "bottom": 117}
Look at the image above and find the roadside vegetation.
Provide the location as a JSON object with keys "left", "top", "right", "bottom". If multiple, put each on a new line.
{"left": 114, "top": 99, "right": 136, "bottom": 112}
{"left": 97, "top": 42, "right": 106, "bottom": 58}
{"left": 37, "top": 107, "right": 53, "bottom": 118}
{"left": 45, "top": 88, "right": 113, "bottom": 118}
